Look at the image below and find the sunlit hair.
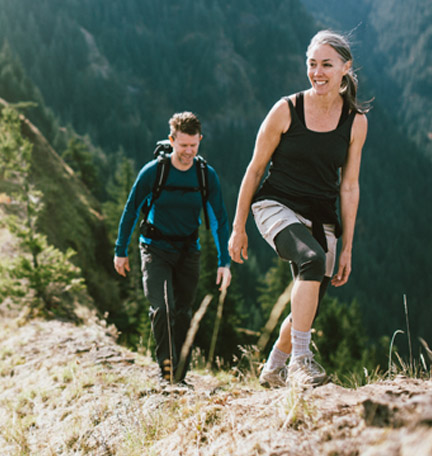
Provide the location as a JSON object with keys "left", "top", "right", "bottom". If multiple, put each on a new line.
{"left": 169, "top": 112, "right": 202, "bottom": 138}
{"left": 307, "top": 30, "right": 371, "bottom": 113}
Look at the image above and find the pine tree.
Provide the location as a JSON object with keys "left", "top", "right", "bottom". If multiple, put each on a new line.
{"left": 194, "top": 224, "right": 247, "bottom": 365}
{"left": 0, "top": 105, "right": 85, "bottom": 318}
{"left": 62, "top": 137, "right": 102, "bottom": 198}
{"left": 258, "top": 257, "right": 293, "bottom": 318}
{"left": 313, "top": 296, "right": 380, "bottom": 382}
{"left": 102, "top": 151, "right": 151, "bottom": 349}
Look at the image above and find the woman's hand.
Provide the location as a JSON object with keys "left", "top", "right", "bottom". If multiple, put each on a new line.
{"left": 228, "top": 230, "right": 249, "bottom": 264}
{"left": 331, "top": 250, "right": 351, "bottom": 287}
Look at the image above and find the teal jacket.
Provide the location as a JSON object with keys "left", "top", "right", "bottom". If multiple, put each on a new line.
{"left": 115, "top": 155, "right": 231, "bottom": 267}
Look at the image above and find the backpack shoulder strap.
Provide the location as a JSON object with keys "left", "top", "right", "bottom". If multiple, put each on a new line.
{"left": 142, "top": 152, "right": 171, "bottom": 222}
{"left": 195, "top": 155, "right": 210, "bottom": 230}
{"left": 153, "top": 152, "right": 171, "bottom": 200}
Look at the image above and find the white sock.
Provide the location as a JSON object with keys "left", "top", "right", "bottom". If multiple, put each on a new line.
{"left": 267, "top": 346, "right": 290, "bottom": 370}
{"left": 290, "top": 328, "right": 312, "bottom": 361}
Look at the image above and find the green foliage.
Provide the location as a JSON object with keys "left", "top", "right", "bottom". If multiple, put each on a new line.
{"left": 0, "top": 103, "right": 32, "bottom": 179}
{"left": 301, "top": 0, "right": 432, "bottom": 354}
{"left": 254, "top": 257, "right": 293, "bottom": 353}
{"left": 312, "top": 297, "right": 382, "bottom": 382}
{"left": 0, "top": 105, "right": 85, "bottom": 317}
{"left": 0, "top": 40, "right": 66, "bottom": 153}
{"left": 102, "top": 151, "right": 137, "bottom": 241}
{"left": 0, "top": 0, "right": 431, "bottom": 365}
{"left": 258, "top": 257, "right": 293, "bottom": 319}
{"left": 62, "top": 137, "right": 103, "bottom": 198}
{"left": 0, "top": 232, "right": 85, "bottom": 314}
{"left": 102, "top": 151, "right": 151, "bottom": 349}
{"left": 255, "top": 257, "right": 387, "bottom": 380}
{"left": 195, "top": 224, "right": 248, "bottom": 364}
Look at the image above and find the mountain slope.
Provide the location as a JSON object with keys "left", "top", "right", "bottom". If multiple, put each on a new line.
{"left": 300, "top": 0, "right": 432, "bottom": 157}
{"left": 0, "top": 98, "right": 120, "bottom": 313}
{"left": 297, "top": 0, "right": 432, "bottom": 344}
{"left": 0, "top": 313, "right": 431, "bottom": 455}
{"left": 0, "top": 0, "right": 431, "bottom": 351}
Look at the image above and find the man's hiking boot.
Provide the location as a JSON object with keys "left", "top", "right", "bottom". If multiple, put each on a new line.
{"left": 288, "top": 353, "right": 327, "bottom": 387}
{"left": 259, "top": 365, "right": 288, "bottom": 388}
{"left": 176, "top": 379, "right": 194, "bottom": 390}
{"left": 158, "top": 360, "right": 195, "bottom": 392}
{"left": 159, "top": 359, "right": 173, "bottom": 384}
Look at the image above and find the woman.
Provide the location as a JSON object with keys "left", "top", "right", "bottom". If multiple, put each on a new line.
{"left": 228, "top": 30, "right": 369, "bottom": 387}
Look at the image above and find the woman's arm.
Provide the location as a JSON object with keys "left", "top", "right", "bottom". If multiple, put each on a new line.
{"left": 332, "top": 112, "right": 368, "bottom": 287}
{"left": 229, "top": 99, "right": 291, "bottom": 263}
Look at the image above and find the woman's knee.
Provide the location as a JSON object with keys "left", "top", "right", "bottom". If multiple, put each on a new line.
{"left": 274, "top": 225, "right": 326, "bottom": 281}
{"left": 298, "top": 249, "right": 326, "bottom": 281}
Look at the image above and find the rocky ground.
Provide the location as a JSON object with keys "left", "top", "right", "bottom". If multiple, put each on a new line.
{"left": 0, "top": 308, "right": 431, "bottom": 456}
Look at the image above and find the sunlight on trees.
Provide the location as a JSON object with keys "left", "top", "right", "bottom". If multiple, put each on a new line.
{"left": 0, "top": 106, "right": 85, "bottom": 317}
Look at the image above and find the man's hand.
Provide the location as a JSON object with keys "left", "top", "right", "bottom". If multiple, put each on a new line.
{"left": 216, "top": 267, "right": 232, "bottom": 291}
{"left": 114, "top": 256, "right": 130, "bottom": 277}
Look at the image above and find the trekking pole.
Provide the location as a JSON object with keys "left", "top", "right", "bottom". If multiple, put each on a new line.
{"left": 207, "top": 287, "right": 227, "bottom": 368}
{"left": 175, "top": 294, "right": 213, "bottom": 383}
{"left": 257, "top": 281, "right": 293, "bottom": 352}
{"left": 256, "top": 262, "right": 296, "bottom": 351}
{"left": 164, "top": 280, "right": 174, "bottom": 384}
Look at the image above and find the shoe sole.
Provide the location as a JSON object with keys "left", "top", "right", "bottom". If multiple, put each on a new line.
{"left": 288, "top": 374, "right": 329, "bottom": 388}
{"left": 259, "top": 379, "right": 287, "bottom": 388}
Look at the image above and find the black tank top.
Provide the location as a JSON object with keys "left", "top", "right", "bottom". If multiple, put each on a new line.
{"left": 253, "top": 92, "right": 356, "bottom": 250}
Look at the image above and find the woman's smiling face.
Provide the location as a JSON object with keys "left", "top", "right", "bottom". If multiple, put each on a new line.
{"left": 306, "top": 43, "right": 351, "bottom": 95}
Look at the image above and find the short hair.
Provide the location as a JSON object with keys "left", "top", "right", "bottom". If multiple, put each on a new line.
{"left": 169, "top": 112, "right": 202, "bottom": 138}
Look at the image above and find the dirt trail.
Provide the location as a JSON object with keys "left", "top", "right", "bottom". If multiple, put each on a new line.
{"left": 0, "top": 314, "right": 431, "bottom": 455}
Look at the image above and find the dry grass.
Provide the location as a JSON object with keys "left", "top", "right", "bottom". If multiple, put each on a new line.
{"left": 0, "top": 308, "right": 431, "bottom": 456}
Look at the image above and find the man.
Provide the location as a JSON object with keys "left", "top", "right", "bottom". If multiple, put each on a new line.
{"left": 114, "top": 112, "right": 231, "bottom": 385}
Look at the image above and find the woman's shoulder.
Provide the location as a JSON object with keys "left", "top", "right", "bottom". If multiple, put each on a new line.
{"left": 273, "top": 92, "right": 305, "bottom": 133}
{"left": 352, "top": 111, "right": 368, "bottom": 134}
{"left": 350, "top": 111, "right": 368, "bottom": 145}
{"left": 278, "top": 92, "right": 302, "bottom": 107}
{"left": 266, "top": 94, "right": 300, "bottom": 133}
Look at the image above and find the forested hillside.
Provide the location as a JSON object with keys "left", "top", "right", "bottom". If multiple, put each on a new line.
{"left": 300, "top": 0, "right": 432, "bottom": 346}
{"left": 301, "top": 0, "right": 432, "bottom": 158}
{"left": 0, "top": 0, "right": 431, "bottom": 361}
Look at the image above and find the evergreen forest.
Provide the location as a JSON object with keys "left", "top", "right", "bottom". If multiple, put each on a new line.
{"left": 0, "top": 0, "right": 431, "bottom": 375}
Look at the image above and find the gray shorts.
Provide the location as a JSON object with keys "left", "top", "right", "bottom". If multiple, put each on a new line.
{"left": 251, "top": 199, "right": 337, "bottom": 277}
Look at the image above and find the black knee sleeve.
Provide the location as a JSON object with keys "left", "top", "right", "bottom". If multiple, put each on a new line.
{"left": 274, "top": 223, "right": 326, "bottom": 282}
{"left": 299, "top": 250, "right": 326, "bottom": 281}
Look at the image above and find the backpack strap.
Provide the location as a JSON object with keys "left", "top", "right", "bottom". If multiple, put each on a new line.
{"left": 141, "top": 152, "right": 171, "bottom": 223}
{"left": 195, "top": 155, "right": 210, "bottom": 230}
{"left": 152, "top": 152, "right": 171, "bottom": 200}
{"left": 142, "top": 150, "right": 210, "bottom": 230}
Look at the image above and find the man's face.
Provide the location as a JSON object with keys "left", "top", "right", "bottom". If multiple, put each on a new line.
{"left": 169, "top": 131, "right": 202, "bottom": 169}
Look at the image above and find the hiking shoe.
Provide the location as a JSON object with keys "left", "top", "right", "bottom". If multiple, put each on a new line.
{"left": 160, "top": 359, "right": 173, "bottom": 384}
{"left": 176, "top": 379, "right": 194, "bottom": 390}
{"left": 259, "top": 365, "right": 288, "bottom": 388}
{"left": 288, "top": 353, "right": 327, "bottom": 387}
